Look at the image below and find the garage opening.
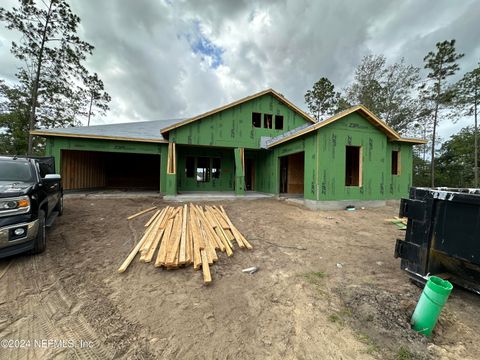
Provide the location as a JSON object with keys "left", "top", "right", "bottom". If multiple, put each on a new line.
{"left": 61, "top": 150, "right": 160, "bottom": 191}
{"left": 279, "top": 152, "right": 304, "bottom": 196}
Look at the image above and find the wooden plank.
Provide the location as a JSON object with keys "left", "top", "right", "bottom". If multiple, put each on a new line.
{"left": 185, "top": 217, "right": 193, "bottom": 264}
{"left": 201, "top": 249, "right": 212, "bottom": 285}
{"left": 195, "top": 205, "right": 223, "bottom": 251}
{"left": 218, "top": 205, "right": 253, "bottom": 249}
{"left": 118, "top": 235, "right": 150, "bottom": 273}
{"left": 209, "top": 208, "right": 234, "bottom": 248}
{"left": 141, "top": 208, "right": 167, "bottom": 254}
{"left": 154, "top": 217, "right": 174, "bottom": 267}
{"left": 165, "top": 209, "right": 183, "bottom": 266}
{"left": 179, "top": 205, "right": 188, "bottom": 264}
{"left": 216, "top": 207, "right": 244, "bottom": 248}
{"left": 189, "top": 205, "right": 203, "bottom": 270}
{"left": 203, "top": 208, "right": 226, "bottom": 252}
{"left": 143, "top": 228, "right": 165, "bottom": 263}
{"left": 145, "top": 210, "right": 161, "bottom": 227}
{"left": 212, "top": 224, "right": 233, "bottom": 257}
{"left": 127, "top": 206, "right": 157, "bottom": 220}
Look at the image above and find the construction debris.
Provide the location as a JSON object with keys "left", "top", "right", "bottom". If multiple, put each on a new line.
{"left": 385, "top": 216, "right": 407, "bottom": 230}
{"left": 118, "top": 204, "right": 252, "bottom": 284}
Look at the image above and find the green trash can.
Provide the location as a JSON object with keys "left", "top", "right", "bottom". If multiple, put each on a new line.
{"left": 411, "top": 276, "right": 453, "bottom": 336}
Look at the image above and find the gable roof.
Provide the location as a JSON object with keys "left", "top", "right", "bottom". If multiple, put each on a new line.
{"left": 266, "top": 105, "right": 427, "bottom": 148}
{"left": 31, "top": 118, "right": 184, "bottom": 143}
{"left": 160, "top": 88, "right": 316, "bottom": 134}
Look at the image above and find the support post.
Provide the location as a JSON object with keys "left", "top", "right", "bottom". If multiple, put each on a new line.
{"left": 234, "top": 148, "right": 245, "bottom": 196}
{"left": 166, "top": 142, "right": 177, "bottom": 196}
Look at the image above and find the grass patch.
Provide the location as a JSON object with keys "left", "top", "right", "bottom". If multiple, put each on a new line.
{"left": 328, "top": 313, "right": 342, "bottom": 324}
{"left": 396, "top": 346, "right": 415, "bottom": 360}
{"left": 356, "top": 332, "right": 380, "bottom": 355}
{"left": 302, "top": 271, "right": 327, "bottom": 285}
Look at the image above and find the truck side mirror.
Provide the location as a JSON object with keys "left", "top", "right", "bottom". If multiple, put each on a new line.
{"left": 43, "top": 174, "right": 61, "bottom": 181}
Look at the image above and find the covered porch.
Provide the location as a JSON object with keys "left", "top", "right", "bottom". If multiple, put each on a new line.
{"left": 163, "top": 143, "right": 268, "bottom": 197}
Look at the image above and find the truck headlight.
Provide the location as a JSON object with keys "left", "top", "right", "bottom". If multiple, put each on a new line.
{"left": 0, "top": 196, "right": 31, "bottom": 216}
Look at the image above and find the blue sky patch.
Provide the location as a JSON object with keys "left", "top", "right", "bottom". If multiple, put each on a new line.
{"left": 186, "top": 21, "right": 224, "bottom": 69}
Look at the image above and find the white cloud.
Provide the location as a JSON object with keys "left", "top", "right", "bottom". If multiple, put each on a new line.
{"left": 0, "top": 0, "right": 479, "bottom": 141}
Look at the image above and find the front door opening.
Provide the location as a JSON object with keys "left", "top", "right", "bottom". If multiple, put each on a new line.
{"left": 345, "top": 146, "right": 362, "bottom": 186}
{"left": 279, "top": 152, "right": 304, "bottom": 196}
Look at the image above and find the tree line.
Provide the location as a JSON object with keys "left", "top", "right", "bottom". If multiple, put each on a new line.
{"left": 0, "top": 0, "right": 111, "bottom": 155}
{"left": 304, "top": 40, "right": 479, "bottom": 188}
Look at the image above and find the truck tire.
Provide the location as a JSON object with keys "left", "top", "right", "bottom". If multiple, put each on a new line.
{"left": 32, "top": 210, "right": 46, "bottom": 254}
{"left": 54, "top": 195, "right": 64, "bottom": 216}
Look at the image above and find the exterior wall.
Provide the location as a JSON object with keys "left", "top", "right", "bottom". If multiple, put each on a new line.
{"left": 263, "top": 113, "right": 414, "bottom": 201}
{"left": 169, "top": 93, "right": 310, "bottom": 149}
{"left": 45, "top": 137, "right": 167, "bottom": 193}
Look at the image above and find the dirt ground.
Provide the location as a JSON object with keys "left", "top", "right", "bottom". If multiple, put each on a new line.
{"left": 0, "top": 197, "right": 479, "bottom": 360}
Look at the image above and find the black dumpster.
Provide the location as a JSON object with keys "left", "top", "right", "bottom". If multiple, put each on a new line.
{"left": 394, "top": 187, "right": 480, "bottom": 294}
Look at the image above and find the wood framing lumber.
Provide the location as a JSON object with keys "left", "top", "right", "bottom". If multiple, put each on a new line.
{"left": 166, "top": 209, "right": 183, "bottom": 266}
{"left": 201, "top": 249, "right": 212, "bottom": 285}
{"left": 155, "top": 217, "right": 174, "bottom": 267}
{"left": 204, "top": 208, "right": 228, "bottom": 253}
{"left": 179, "top": 205, "right": 188, "bottom": 264}
{"left": 144, "top": 228, "right": 165, "bottom": 263}
{"left": 219, "top": 206, "right": 253, "bottom": 249}
{"left": 214, "top": 227, "right": 233, "bottom": 256}
{"left": 140, "top": 208, "right": 166, "bottom": 256}
{"left": 194, "top": 205, "right": 223, "bottom": 251}
{"left": 144, "top": 210, "right": 160, "bottom": 227}
{"left": 118, "top": 235, "right": 150, "bottom": 273}
{"left": 165, "top": 209, "right": 183, "bottom": 266}
{"left": 216, "top": 207, "right": 244, "bottom": 248}
{"left": 127, "top": 206, "right": 157, "bottom": 220}
{"left": 209, "top": 209, "right": 234, "bottom": 248}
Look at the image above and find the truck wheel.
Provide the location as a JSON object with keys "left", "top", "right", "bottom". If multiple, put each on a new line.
{"left": 32, "top": 210, "right": 46, "bottom": 254}
{"left": 54, "top": 195, "right": 64, "bottom": 216}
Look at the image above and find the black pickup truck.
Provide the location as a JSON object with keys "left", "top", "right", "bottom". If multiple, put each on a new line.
{"left": 0, "top": 156, "right": 63, "bottom": 258}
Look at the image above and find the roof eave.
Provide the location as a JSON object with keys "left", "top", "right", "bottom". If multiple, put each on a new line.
{"left": 391, "top": 138, "right": 428, "bottom": 145}
{"left": 30, "top": 130, "right": 168, "bottom": 144}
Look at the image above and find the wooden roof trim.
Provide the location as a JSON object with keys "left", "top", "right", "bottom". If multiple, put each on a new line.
{"left": 30, "top": 130, "right": 168, "bottom": 144}
{"left": 160, "top": 88, "right": 316, "bottom": 134}
{"left": 392, "top": 137, "right": 428, "bottom": 144}
{"left": 267, "top": 105, "right": 403, "bottom": 148}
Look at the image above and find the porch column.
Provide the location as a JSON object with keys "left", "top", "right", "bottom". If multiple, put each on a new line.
{"left": 234, "top": 147, "right": 245, "bottom": 195}
{"left": 165, "top": 142, "right": 177, "bottom": 196}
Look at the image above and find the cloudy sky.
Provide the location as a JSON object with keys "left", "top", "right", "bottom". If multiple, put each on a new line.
{"left": 1, "top": 0, "right": 479, "bottom": 140}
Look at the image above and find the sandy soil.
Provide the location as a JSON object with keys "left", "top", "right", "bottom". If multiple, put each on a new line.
{"left": 0, "top": 197, "right": 479, "bottom": 360}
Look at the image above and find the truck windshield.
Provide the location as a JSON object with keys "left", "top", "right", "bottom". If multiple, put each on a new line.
{"left": 0, "top": 161, "right": 34, "bottom": 182}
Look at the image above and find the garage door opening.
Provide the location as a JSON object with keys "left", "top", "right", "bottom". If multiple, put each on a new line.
{"left": 61, "top": 150, "right": 160, "bottom": 191}
{"left": 279, "top": 152, "right": 304, "bottom": 196}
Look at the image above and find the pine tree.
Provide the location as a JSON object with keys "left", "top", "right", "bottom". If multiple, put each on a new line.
{"left": 304, "top": 77, "right": 339, "bottom": 121}
{"left": 0, "top": 0, "right": 110, "bottom": 154}
{"left": 422, "top": 39, "right": 464, "bottom": 187}
{"left": 454, "top": 63, "right": 480, "bottom": 187}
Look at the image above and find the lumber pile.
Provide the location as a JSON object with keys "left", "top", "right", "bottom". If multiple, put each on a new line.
{"left": 118, "top": 204, "right": 252, "bottom": 284}
{"left": 385, "top": 216, "right": 408, "bottom": 230}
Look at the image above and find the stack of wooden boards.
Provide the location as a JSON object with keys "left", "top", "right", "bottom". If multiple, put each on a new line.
{"left": 118, "top": 204, "right": 252, "bottom": 284}
{"left": 385, "top": 216, "right": 408, "bottom": 230}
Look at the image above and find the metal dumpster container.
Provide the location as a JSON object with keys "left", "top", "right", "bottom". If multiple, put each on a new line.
{"left": 394, "top": 187, "right": 480, "bottom": 294}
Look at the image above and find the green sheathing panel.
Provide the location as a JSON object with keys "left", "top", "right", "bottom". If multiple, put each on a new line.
{"left": 176, "top": 146, "right": 235, "bottom": 192}
{"left": 386, "top": 142, "right": 413, "bottom": 199}
{"left": 263, "top": 113, "right": 414, "bottom": 200}
{"left": 315, "top": 113, "right": 412, "bottom": 200}
{"left": 44, "top": 136, "right": 167, "bottom": 193}
{"left": 169, "top": 93, "right": 309, "bottom": 149}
